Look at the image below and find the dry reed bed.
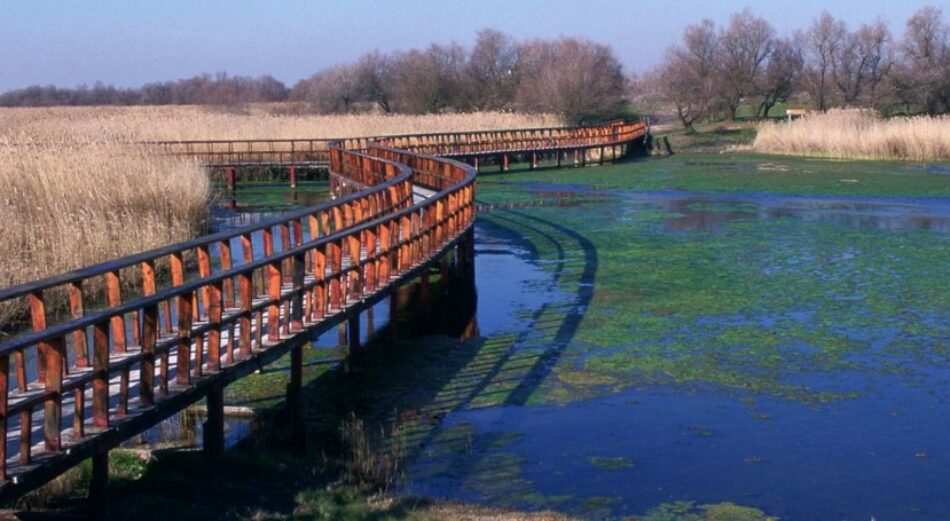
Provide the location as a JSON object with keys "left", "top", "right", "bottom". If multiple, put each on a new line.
{"left": 0, "top": 106, "right": 559, "bottom": 327}
{"left": 0, "top": 138, "right": 210, "bottom": 326}
{"left": 753, "top": 109, "right": 950, "bottom": 161}
{"left": 0, "top": 105, "right": 562, "bottom": 143}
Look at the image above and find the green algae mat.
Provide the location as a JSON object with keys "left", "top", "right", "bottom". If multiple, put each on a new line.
{"left": 216, "top": 153, "right": 949, "bottom": 520}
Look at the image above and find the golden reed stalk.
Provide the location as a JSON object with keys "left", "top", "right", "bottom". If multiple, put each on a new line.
{"left": 0, "top": 105, "right": 559, "bottom": 326}
{"left": 753, "top": 108, "right": 950, "bottom": 161}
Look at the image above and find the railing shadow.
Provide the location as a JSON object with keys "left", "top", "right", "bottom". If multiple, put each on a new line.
{"left": 96, "top": 190, "right": 600, "bottom": 519}
{"left": 280, "top": 205, "right": 597, "bottom": 485}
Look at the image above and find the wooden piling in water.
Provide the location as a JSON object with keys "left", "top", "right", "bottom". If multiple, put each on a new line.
{"left": 88, "top": 449, "right": 109, "bottom": 519}
{"left": 203, "top": 383, "right": 224, "bottom": 457}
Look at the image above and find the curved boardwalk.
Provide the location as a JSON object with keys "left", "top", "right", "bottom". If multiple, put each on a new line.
{"left": 0, "top": 120, "right": 646, "bottom": 509}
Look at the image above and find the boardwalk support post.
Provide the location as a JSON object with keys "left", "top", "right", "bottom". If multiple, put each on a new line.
{"left": 89, "top": 449, "right": 109, "bottom": 519}
{"left": 388, "top": 293, "right": 399, "bottom": 339}
{"left": 203, "top": 383, "right": 224, "bottom": 457}
{"left": 227, "top": 166, "right": 236, "bottom": 191}
{"left": 290, "top": 165, "right": 298, "bottom": 189}
{"left": 345, "top": 314, "right": 360, "bottom": 373}
{"left": 420, "top": 269, "right": 431, "bottom": 318}
{"left": 287, "top": 343, "right": 303, "bottom": 447}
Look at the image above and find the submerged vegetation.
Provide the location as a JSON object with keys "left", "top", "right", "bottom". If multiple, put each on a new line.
{"left": 474, "top": 155, "right": 950, "bottom": 407}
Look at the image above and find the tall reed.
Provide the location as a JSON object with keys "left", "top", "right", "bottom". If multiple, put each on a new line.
{"left": 753, "top": 109, "right": 950, "bottom": 161}
{"left": 0, "top": 105, "right": 559, "bottom": 327}
{"left": 0, "top": 105, "right": 562, "bottom": 142}
{"left": 0, "top": 138, "right": 210, "bottom": 326}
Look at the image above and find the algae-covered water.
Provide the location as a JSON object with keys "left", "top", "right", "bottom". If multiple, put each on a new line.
{"left": 218, "top": 154, "right": 950, "bottom": 520}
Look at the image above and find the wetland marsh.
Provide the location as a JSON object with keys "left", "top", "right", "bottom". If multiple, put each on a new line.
{"left": 115, "top": 152, "right": 949, "bottom": 520}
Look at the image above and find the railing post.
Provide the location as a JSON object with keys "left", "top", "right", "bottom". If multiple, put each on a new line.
{"left": 291, "top": 252, "right": 305, "bottom": 331}
{"left": 208, "top": 280, "right": 223, "bottom": 372}
{"left": 92, "top": 320, "right": 110, "bottom": 429}
{"left": 240, "top": 234, "right": 254, "bottom": 358}
{"left": 141, "top": 261, "right": 157, "bottom": 407}
{"left": 69, "top": 282, "right": 88, "bottom": 367}
{"left": 0, "top": 355, "right": 7, "bottom": 479}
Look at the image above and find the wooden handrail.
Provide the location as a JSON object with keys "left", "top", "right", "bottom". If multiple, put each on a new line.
{"left": 0, "top": 119, "right": 643, "bottom": 497}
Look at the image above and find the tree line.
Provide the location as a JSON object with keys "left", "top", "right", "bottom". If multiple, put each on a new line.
{"left": 0, "top": 73, "right": 289, "bottom": 108}
{"left": 645, "top": 6, "right": 950, "bottom": 131}
{"left": 2, "top": 6, "right": 947, "bottom": 126}
{"left": 288, "top": 31, "right": 626, "bottom": 123}
{"left": 0, "top": 31, "right": 625, "bottom": 125}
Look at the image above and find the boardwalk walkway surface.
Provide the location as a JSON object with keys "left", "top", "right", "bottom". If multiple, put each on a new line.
{"left": 0, "top": 120, "right": 647, "bottom": 506}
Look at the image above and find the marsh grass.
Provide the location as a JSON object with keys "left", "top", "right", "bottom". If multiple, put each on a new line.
{"left": 753, "top": 109, "right": 950, "bottom": 161}
{"left": 0, "top": 105, "right": 562, "bottom": 142}
{"left": 0, "top": 135, "right": 210, "bottom": 327}
{"left": 0, "top": 106, "right": 558, "bottom": 328}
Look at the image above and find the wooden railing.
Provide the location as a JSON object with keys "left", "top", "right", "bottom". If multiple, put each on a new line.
{"left": 0, "top": 119, "right": 643, "bottom": 501}
{"left": 153, "top": 138, "right": 333, "bottom": 166}
{"left": 148, "top": 120, "right": 648, "bottom": 166}
{"left": 372, "top": 120, "right": 648, "bottom": 156}
{"left": 0, "top": 142, "right": 472, "bottom": 497}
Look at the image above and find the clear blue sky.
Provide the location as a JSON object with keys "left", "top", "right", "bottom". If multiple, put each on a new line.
{"left": 0, "top": 0, "right": 945, "bottom": 92}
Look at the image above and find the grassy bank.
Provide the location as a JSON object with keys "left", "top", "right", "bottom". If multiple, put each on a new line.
{"left": 753, "top": 109, "right": 950, "bottom": 161}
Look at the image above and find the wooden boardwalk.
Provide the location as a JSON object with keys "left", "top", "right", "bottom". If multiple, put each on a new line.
{"left": 0, "top": 120, "right": 647, "bottom": 507}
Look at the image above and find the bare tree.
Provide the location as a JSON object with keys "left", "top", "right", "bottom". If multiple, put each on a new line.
{"left": 468, "top": 29, "right": 519, "bottom": 110}
{"left": 353, "top": 52, "right": 393, "bottom": 113}
{"left": 295, "top": 65, "right": 359, "bottom": 113}
{"left": 802, "top": 11, "right": 846, "bottom": 110}
{"left": 389, "top": 44, "right": 470, "bottom": 114}
{"left": 652, "top": 20, "right": 720, "bottom": 131}
{"left": 831, "top": 21, "right": 892, "bottom": 105}
{"left": 717, "top": 9, "right": 775, "bottom": 119}
{"left": 515, "top": 37, "right": 625, "bottom": 124}
{"left": 653, "top": 52, "right": 707, "bottom": 132}
{"left": 892, "top": 6, "right": 950, "bottom": 114}
{"left": 757, "top": 37, "right": 804, "bottom": 116}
